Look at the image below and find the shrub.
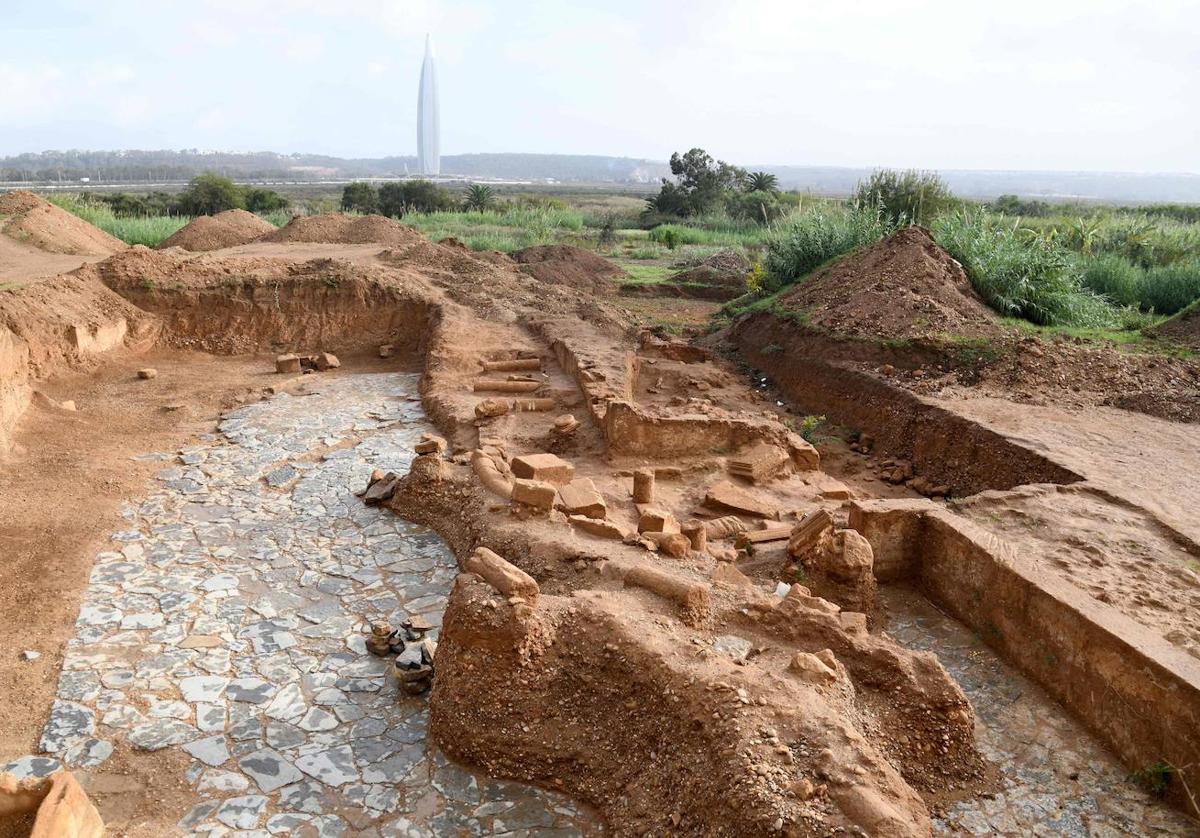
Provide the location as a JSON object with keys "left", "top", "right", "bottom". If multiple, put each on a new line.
{"left": 176, "top": 173, "right": 243, "bottom": 216}
{"left": 854, "top": 169, "right": 955, "bottom": 226}
{"left": 932, "top": 210, "right": 1116, "bottom": 327}
{"left": 726, "top": 190, "right": 783, "bottom": 224}
{"left": 463, "top": 183, "right": 496, "bottom": 213}
{"left": 764, "top": 205, "right": 896, "bottom": 289}
{"left": 243, "top": 187, "right": 287, "bottom": 213}
{"left": 1081, "top": 254, "right": 1143, "bottom": 307}
{"left": 341, "top": 181, "right": 378, "bottom": 214}
{"left": 377, "top": 180, "right": 455, "bottom": 216}
{"left": 1140, "top": 261, "right": 1200, "bottom": 315}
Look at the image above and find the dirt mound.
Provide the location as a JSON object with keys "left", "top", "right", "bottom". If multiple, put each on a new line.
{"left": 0, "top": 190, "right": 125, "bottom": 257}
{"left": 261, "top": 213, "right": 423, "bottom": 247}
{"left": 158, "top": 209, "right": 275, "bottom": 252}
{"left": 511, "top": 244, "right": 626, "bottom": 295}
{"left": 1149, "top": 299, "right": 1200, "bottom": 347}
{"left": 777, "top": 226, "right": 999, "bottom": 340}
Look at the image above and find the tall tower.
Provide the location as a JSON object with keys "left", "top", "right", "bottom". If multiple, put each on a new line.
{"left": 417, "top": 34, "right": 440, "bottom": 176}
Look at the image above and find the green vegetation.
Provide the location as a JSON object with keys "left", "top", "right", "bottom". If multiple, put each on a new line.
{"left": 463, "top": 183, "right": 496, "bottom": 213}
{"left": 617, "top": 263, "right": 675, "bottom": 286}
{"left": 341, "top": 181, "right": 378, "bottom": 214}
{"left": 49, "top": 196, "right": 189, "bottom": 246}
{"left": 764, "top": 204, "right": 896, "bottom": 289}
{"left": 854, "top": 168, "right": 955, "bottom": 226}
{"left": 932, "top": 209, "right": 1116, "bottom": 327}
{"left": 175, "top": 173, "right": 245, "bottom": 215}
{"left": 1130, "top": 762, "right": 1174, "bottom": 797}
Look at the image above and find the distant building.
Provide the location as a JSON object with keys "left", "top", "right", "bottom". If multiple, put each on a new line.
{"left": 417, "top": 34, "right": 440, "bottom": 176}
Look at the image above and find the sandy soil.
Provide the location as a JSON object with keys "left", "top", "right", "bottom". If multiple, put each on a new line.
{"left": 0, "top": 235, "right": 102, "bottom": 286}
{"left": 941, "top": 396, "right": 1200, "bottom": 546}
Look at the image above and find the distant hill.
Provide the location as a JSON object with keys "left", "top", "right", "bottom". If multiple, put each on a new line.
{"left": 0, "top": 149, "right": 670, "bottom": 185}
{"left": 1, "top": 149, "right": 1196, "bottom": 204}
{"left": 757, "top": 165, "right": 1200, "bottom": 204}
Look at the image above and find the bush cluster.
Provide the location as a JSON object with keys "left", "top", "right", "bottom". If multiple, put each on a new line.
{"left": 764, "top": 205, "right": 897, "bottom": 290}
{"left": 77, "top": 173, "right": 288, "bottom": 218}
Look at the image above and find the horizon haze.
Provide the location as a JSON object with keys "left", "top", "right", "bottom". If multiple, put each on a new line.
{"left": 2, "top": 0, "right": 1198, "bottom": 175}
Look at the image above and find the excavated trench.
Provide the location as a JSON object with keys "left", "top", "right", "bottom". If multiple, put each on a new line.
{"left": 5, "top": 251, "right": 1199, "bottom": 836}
{"left": 29, "top": 369, "right": 602, "bottom": 835}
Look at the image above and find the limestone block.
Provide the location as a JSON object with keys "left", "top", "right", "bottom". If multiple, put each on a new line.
{"left": 315, "top": 352, "right": 340, "bottom": 371}
{"left": 275, "top": 354, "right": 301, "bottom": 374}
{"left": 569, "top": 515, "right": 630, "bottom": 540}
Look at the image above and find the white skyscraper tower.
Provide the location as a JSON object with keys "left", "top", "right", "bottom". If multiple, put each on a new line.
{"left": 417, "top": 34, "right": 440, "bottom": 176}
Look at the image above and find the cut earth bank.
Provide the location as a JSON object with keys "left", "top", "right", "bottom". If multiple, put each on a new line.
{"left": 1, "top": 201, "right": 1198, "bottom": 835}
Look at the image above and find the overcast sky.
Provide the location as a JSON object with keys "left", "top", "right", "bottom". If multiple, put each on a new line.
{"left": 3, "top": 0, "right": 1198, "bottom": 172}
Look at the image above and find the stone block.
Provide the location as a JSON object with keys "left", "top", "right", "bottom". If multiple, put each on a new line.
{"left": 703, "top": 480, "right": 776, "bottom": 519}
{"left": 512, "top": 478, "right": 557, "bottom": 511}
{"left": 569, "top": 515, "right": 630, "bottom": 540}
{"left": 464, "top": 547, "right": 539, "bottom": 603}
{"left": 275, "top": 354, "right": 301, "bottom": 374}
{"left": 315, "top": 352, "right": 340, "bottom": 371}
{"left": 637, "top": 508, "right": 680, "bottom": 535}
{"left": 510, "top": 453, "right": 574, "bottom": 485}
{"left": 475, "top": 398, "right": 510, "bottom": 419}
{"left": 556, "top": 478, "right": 606, "bottom": 519}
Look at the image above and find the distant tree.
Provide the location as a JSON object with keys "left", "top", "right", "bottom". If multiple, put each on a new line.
{"left": 341, "top": 181, "right": 378, "bottom": 214}
{"left": 853, "top": 169, "right": 954, "bottom": 226}
{"left": 463, "top": 183, "right": 496, "bottom": 213}
{"left": 644, "top": 148, "right": 747, "bottom": 218}
{"left": 176, "top": 173, "right": 244, "bottom": 216}
{"left": 745, "top": 171, "right": 779, "bottom": 194}
{"left": 243, "top": 187, "right": 288, "bottom": 213}
{"left": 726, "top": 190, "right": 783, "bottom": 225}
{"left": 991, "top": 193, "right": 1052, "bottom": 217}
{"left": 106, "top": 193, "right": 149, "bottom": 217}
{"left": 376, "top": 180, "right": 456, "bottom": 217}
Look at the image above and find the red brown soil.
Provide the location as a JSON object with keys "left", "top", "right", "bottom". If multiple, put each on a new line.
{"left": 260, "top": 212, "right": 424, "bottom": 246}
{"left": 778, "top": 227, "right": 1000, "bottom": 341}
{"left": 157, "top": 208, "right": 275, "bottom": 251}
{"left": 0, "top": 191, "right": 126, "bottom": 257}
{"left": 1151, "top": 301, "right": 1200, "bottom": 348}
{"left": 511, "top": 244, "right": 627, "bottom": 295}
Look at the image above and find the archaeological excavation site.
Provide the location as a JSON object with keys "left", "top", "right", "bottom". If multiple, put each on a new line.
{"left": 3, "top": 191, "right": 1200, "bottom": 838}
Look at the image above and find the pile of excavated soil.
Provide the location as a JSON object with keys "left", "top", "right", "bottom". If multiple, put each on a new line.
{"left": 158, "top": 209, "right": 275, "bottom": 252}
{"left": 511, "top": 244, "right": 627, "bottom": 295}
{"left": 778, "top": 226, "right": 999, "bottom": 340}
{"left": 261, "top": 213, "right": 423, "bottom": 246}
{"left": 1150, "top": 299, "right": 1200, "bottom": 348}
{"left": 0, "top": 190, "right": 126, "bottom": 257}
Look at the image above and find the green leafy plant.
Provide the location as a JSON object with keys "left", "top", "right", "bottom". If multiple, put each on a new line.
{"left": 854, "top": 168, "right": 955, "bottom": 226}
{"left": 463, "top": 183, "right": 496, "bottom": 213}
{"left": 1131, "top": 762, "right": 1173, "bottom": 797}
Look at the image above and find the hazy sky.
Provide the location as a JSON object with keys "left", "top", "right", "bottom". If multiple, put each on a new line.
{"left": 3, "top": 0, "right": 1198, "bottom": 172}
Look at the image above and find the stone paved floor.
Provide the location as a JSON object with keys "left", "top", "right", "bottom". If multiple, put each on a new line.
{"left": 881, "top": 585, "right": 1200, "bottom": 837}
{"left": 27, "top": 373, "right": 601, "bottom": 837}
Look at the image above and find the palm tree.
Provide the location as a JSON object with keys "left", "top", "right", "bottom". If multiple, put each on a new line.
{"left": 746, "top": 171, "right": 779, "bottom": 194}
{"left": 463, "top": 183, "right": 495, "bottom": 213}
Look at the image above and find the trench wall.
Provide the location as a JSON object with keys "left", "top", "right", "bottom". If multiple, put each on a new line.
{"left": 732, "top": 313, "right": 1081, "bottom": 495}
{"left": 111, "top": 278, "right": 437, "bottom": 359}
{"left": 851, "top": 499, "right": 1200, "bottom": 809}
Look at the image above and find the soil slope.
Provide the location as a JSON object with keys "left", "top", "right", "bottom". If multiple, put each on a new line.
{"left": 1150, "top": 299, "right": 1200, "bottom": 348}
{"left": 0, "top": 190, "right": 126, "bottom": 257}
{"left": 778, "top": 226, "right": 999, "bottom": 340}
{"left": 261, "top": 212, "right": 423, "bottom": 246}
{"left": 157, "top": 208, "right": 275, "bottom": 251}
{"left": 512, "top": 244, "right": 627, "bottom": 295}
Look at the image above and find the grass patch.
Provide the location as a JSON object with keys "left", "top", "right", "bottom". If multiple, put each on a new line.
{"left": 618, "top": 263, "right": 675, "bottom": 286}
